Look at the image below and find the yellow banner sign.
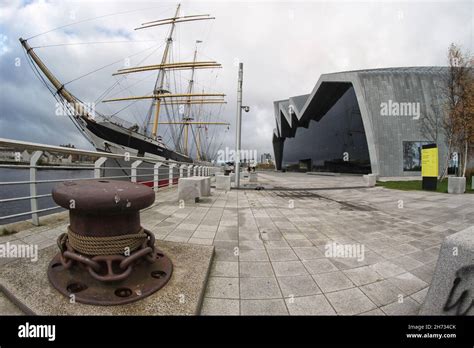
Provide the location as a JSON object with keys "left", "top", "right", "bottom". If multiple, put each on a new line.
{"left": 421, "top": 147, "right": 438, "bottom": 177}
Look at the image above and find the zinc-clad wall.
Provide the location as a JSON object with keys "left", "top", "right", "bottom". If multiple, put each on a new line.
{"left": 274, "top": 67, "right": 451, "bottom": 177}
{"left": 356, "top": 69, "right": 448, "bottom": 177}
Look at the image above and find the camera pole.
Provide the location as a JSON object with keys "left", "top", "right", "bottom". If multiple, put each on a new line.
{"left": 235, "top": 62, "right": 243, "bottom": 188}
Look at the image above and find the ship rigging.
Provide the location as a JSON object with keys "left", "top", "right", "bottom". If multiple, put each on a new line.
{"left": 20, "top": 3, "right": 229, "bottom": 163}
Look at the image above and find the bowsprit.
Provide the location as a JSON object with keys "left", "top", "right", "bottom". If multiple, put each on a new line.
{"left": 47, "top": 179, "right": 173, "bottom": 305}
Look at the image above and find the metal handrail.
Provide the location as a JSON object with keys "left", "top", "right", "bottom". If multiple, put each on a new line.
{"left": 0, "top": 164, "right": 172, "bottom": 170}
{"left": 0, "top": 137, "right": 216, "bottom": 225}
{"left": 0, "top": 137, "right": 207, "bottom": 166}
{"left": 0, "top": 173, "right": 173, "bottom": 185}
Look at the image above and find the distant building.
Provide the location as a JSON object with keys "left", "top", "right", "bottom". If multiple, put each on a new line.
{"left": 0, "top": 149, "right": 31, "bottom": 163}
{"left": 0, "top": 146, "right": 94, "bottom": 164}
{"left": 260, "top": 153, "right": 272, "bottom": 164}
{"left": 272, "top": 67, "right": 471, "bottom": 177}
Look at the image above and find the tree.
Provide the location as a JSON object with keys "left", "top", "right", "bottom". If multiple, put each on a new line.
{"left": 440, "top": 44, "right": 474, "bottom": 179}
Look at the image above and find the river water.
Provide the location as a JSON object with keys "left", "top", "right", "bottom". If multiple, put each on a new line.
{"left": 0, "top": 168, "right": 93, "bottom": 224}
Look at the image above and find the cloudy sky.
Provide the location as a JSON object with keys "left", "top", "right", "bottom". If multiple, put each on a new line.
{"left": 0, "top": 0, "right": 472, "bottom": 159}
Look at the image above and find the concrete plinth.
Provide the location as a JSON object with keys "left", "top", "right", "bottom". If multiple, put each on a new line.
{"left": 0, "top": 241, "right": 214, "bottom": 315}
{"left": 249, "top": 172, "right": 258, "bottom": 183}
{"left": 216, "top": 175, "right": 231, "bottom": 191}
{"left": 448, "top": 177, "right": 466, "bottom": 194}
{"left": 178, "top": 177, "right": 202, "bottom": 202}
{"left": 363, "top": 174, "right": 376, "bottom": 187}
{"left": 420, "top": 226, "right": 474, "bottom": 315}
{"left": 197, "top": 176, "right": 211, "bottom": 197}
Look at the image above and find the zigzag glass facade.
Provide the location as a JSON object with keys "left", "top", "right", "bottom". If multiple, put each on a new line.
{"left": 281, "top": 88, "right": 371, "bottom": 173}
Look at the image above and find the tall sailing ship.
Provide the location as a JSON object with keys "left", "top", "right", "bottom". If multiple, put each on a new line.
{"left": 20, "top": 4, "right": 228, "bottom": 167}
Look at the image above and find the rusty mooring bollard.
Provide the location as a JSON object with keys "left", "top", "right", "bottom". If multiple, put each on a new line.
{"left": 47, "top": 179, "right": 173, "bottom": 305}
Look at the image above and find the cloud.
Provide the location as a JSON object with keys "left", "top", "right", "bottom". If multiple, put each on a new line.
{"left": 0, "top": 0, "right": 472, "bottom": 160}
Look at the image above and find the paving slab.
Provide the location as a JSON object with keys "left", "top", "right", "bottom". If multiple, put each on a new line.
{"left": 200, "top": 298, "right": 240, "bottom": 315}
{"left": 277, "top": 275, "right": 321, "bottom": 297}
{"left": 241, "top": 299, "right": 288, "bottom": 315}
{"left": 326, "top": 288, "right": 377, "bottom": 315}
{"left": 285, "top": 294, "right": 336, "bottom": 315}
{"left": 240, "top": 277, "right": 281, "bottom": 299}
{"left": 312, "top": 271, "right": 355, "bottom": 293}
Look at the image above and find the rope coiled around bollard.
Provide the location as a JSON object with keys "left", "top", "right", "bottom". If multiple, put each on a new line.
{"left": 63, "top": 227, "right": 148, "bottom": 256}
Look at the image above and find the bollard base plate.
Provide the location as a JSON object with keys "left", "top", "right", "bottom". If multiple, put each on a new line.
{"left": 47, "top": 249, "right": 173, "bottom": 306}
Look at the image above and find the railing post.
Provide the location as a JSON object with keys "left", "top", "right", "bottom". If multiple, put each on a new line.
{"left": 179, "top": 164, "right": 185, "bottom": 178}
{"left": 199, "top": 166, "right": 203, "bottom": 176}
{"left": 169, "top": 164, "right": 175, "bottom": 187}
{"left": 194, "top": 166, "right": 198, "bottom": 176}
{"left": 153, "top": 162, "right": 162, "bottom": 192}
{"left": 131, "top": 160, "right": 143, "bottom": 183}
{"left": 188, "top": 165, "right": 193, "bottom": 177}
{"left": 30, "top": 150, "right": 43, "bottom": 226}
{"left": 94, "top": 157, "right": 107, "bottom": 178}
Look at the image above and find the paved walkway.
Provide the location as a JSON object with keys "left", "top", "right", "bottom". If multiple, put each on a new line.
{"left": 1, "top": 172, "right": 473, "bottom": 315}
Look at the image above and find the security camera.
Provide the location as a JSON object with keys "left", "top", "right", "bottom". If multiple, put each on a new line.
{"left": 242, "top": 106, "right": 250, "bottom": 112}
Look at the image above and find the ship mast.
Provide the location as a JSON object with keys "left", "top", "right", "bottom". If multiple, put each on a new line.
{"left": 182, "top": 42, "right": 199, "bottom": 156}
{"left": 103, "top": 3, "right": 230, "bottom": 160}
{"left": 19, "top": 38, "right": 92, "bottom": 120}
{"left": 149, "top": 4, "right": 180, "bottom": 139}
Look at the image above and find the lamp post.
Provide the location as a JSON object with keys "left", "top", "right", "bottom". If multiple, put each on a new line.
{"left": 235, "top": 62, "right": 250, "bottom": 188}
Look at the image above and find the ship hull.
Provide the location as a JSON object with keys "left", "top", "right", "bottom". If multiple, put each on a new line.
{"left": 80, "top": 117, "right": 192, "bottom": 163}
{"left": 75, "top": 117, "right": 192, "bottom": 186}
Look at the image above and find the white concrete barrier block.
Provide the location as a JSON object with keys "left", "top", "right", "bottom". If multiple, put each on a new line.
{"left": 420, "top": 226, "right": 474, "bottom": 315}
{"left": 363, "top": 174, "right": 376, "bottom": 187}
{"left": 216, "top": 175, "right": 231, "bottom": 191}
{"left": 448, "top": 177, "right": 466, "bottom": 194}
{"left": 197, "top": 176, "right": 211, "bottom": 196}
{"left": 249, "top": 172, "right": 258, "bottom": 183}
{"left": 178, "top": 178, "right": 202, "bottom": 202}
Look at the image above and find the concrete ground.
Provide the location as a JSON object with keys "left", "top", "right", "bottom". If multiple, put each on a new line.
{"left": 1, "top": 171, "right": 473, "bottom": 315}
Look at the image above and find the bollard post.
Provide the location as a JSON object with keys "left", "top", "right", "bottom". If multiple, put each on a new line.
{"left": 29, "top": 150, "right": 43, "bottom": 226}
{"left": 131, "top": 160, "right": 143, "bottom": 183}
{"left": 179, "top": 164, "right": 186, "bottom": 178}
{"left": 94, "top": 157, "right": 107, "bottom": 178}
{"left": 153, "top": 162, "right": 162, "bottom": 192}
{"left": 169, "top": 164, "right": 176, "bottom": 187}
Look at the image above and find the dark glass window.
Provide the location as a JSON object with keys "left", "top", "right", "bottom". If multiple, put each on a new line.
{"left": 402, "top": 141, "right": 430, "bottom": 171}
